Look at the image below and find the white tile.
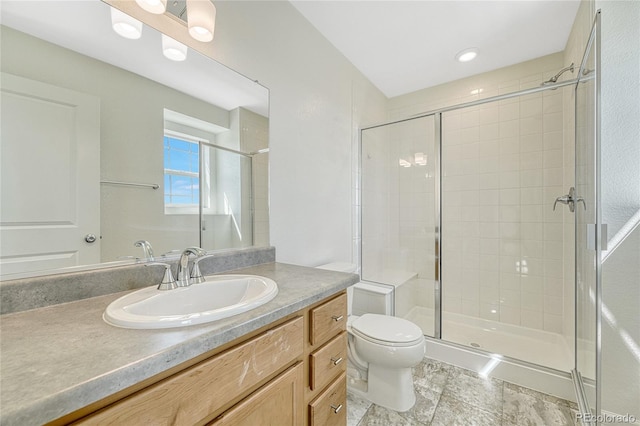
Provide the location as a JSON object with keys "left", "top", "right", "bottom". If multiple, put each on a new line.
{"left": 500, "top": 305, "right": 521, "bottom": 325}
{"left": 521, "top": 240, "right": 544, "bottom": 258}
{"left": 479, "top": 223, "right": 500, "bottom": 239}
{"left": 521, "top": 222, "right": 543, "bottom": 240}
{"left": 480, "top": 302, "right": 501, "bottom": 321}
{"left": 543, "top": 93, "right": 563, "bottom": 114}
{"left": 461, "top": 299, "right": 480, "bottom": 317}
{"left": 520, "top": 133, "right": 544, "bottom": 153}
{"left": 521, "top": 291, "right": 544, "bottom": 311}
{"left": 543, "top": 112, "right": 563, "bottom": 133}
{"left": 520, "top": 116, "right": 543, "bottom": 136}
{"left": 520, "top": 187, "right": 544, "bottom": 205}
{"left": 480, "top": 284, "right": 500, "bottom": 303}
{"left": 543, "top": 167, "right": 563, "bottom": 186}
{"left": 544, "top": 313, "right": 563, "bottom": 333}
{"left": 521, "top": 275, "right": 544, "bottom": 293}
{"left": 479, "top": 107, "right": 499, "bottom": 124}
{"left": 480, "top": 238, "right": 500, "bottom": 254}
{"left": 500, "top": 171, "right": 520, "bottom": 188}
{"left": 544, "top": 223, "right": 563, "bottom": 241}
{"left": 499, "top": 104, "right": 520, "bottom": 121}
{"left": 500, "top": 205, "right": 521, "bottom": 222}
{"left": 520, "top": 169, "right": 543, "bottom": 187}
{"left": 500, "top": 120, "right": 520, "bottom": 138}
{"left": 479, "top": 254, "right": 500, "bottom": 271}
{"left": 479, "top": 189, "right": 499, "bottom": 205}
{"left": 479, "top": 123, "right": 500, "bottom": 141}
{"left": 500, "top": 137, "right": 520, "bottom": 156}
{"left": 520, "top": 97, "right": 543, "bottom": 118}
{"left": 544, "top": 295, "right": 564, "bottom": 315}
{"left": 479, "top": 205, "right": 499, "bottom": 222}
{"left": 521, "top": 309, "right": 544, "bottom": 329}
{"left": 500, "top": 257, "right": 521, "bottom": 275}
{"left": 544, "top": 259, "right": 563, "bottom": 278}
{"left": 500, "top": 188, "right": 520, "bottom": 205}
{"left": 544, "top": 240, "right": 563, "bottom": 260}
{"left": 520, "top": 205, "right": 544, "bottom": 222}
{"left": 500, "top": 288, "right": 521, "bottom": 307}
{"left": 520, "top": 151, "right": 543, "bottom": 170}
{"left": 500, "top": 223, "right": 521, "bottom": 239}
{"left": 543, "top": 131, "right": 563, "bottom": 151}
{"left": 544, "top": 149, "right": 563, "bottom": 169}
{"left": 460, "top": 110, "right": 479, "bottom": 128}
{"left": 460, "top": 127, "right": 480, "bottom": 144}
{"left": 479, "top": 140, "right": 500, "bottom": 158}
{"left": 500, "top": 153, "right": 520, "bottom": 172}
{"left": 478, "top": 173, "right": 501, "bottom": 189}
{"left": 543, "top": 277, "right": 564, "bottom": 297}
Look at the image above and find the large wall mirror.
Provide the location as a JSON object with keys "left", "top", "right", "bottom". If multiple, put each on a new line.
{"left": 0, "top": 0, "right": 269, "bottom": 279}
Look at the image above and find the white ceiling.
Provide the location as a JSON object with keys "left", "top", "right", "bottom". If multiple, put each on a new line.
{"left": 290, "top": 1, "right": 581, "bottom": 98}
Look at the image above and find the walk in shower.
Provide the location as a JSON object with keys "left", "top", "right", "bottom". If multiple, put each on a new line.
{"left": 360, "top": 12, "right": 605, "bottom": 421}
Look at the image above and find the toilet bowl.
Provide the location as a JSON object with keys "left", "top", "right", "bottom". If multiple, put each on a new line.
{"left": 348, "top": 313, "right": 425, "bottom": 411}
{"left": 316, "top": 262, "right": 426, "bottom": 412}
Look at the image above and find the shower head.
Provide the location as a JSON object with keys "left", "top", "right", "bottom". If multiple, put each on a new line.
{"left": 541, "top": 63, "right": 575, "bottom": 86}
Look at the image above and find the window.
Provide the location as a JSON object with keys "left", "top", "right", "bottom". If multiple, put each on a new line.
{"left": 164, "top": 135, "right": 199, "bottom": 208}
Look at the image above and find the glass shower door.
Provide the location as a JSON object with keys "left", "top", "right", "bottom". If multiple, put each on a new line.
{"left": 573, "top": 11, "right": 600, "bottom": 420}
{"left": 360, "top": 115, "right": 437, "bottom": 337}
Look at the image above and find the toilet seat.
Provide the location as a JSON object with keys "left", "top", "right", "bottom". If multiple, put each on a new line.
{"left": 351, "top": 314, "right": 424, "bottom": 347}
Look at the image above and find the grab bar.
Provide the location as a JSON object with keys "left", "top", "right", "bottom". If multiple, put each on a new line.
{"left": 100, "top": 180, "right": 159, "bottom": 190}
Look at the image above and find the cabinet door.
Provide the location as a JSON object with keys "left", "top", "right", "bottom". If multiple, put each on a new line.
{"left": 210, "top": 362, "right": 304, "bottom": 426}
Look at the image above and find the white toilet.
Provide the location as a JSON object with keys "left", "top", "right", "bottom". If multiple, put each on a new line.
{"left": 317, "top": 262, "right": 426, "bottom": 412}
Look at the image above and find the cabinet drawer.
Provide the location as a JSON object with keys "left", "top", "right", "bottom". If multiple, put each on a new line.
{"left": 309, "top": 332, "right": 347, "bottom": 391}
{"left": 77, "top": 317, "right": 304, "bottom": 425}
{"left": 209, "top": 362, "right": 304, "bottom": 426}
{"left": 309, "top": 293, "right": 347, "bottom": 346}
{"left": 308, "top": 372, "right": 346, "bottom": 426}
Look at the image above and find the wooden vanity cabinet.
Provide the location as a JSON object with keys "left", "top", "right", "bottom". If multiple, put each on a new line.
{"left": 61, "top": 291, "right": 348, "bottom": 426}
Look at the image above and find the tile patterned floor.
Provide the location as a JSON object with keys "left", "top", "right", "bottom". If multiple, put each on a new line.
{"left": 347, "top": 357, "right": 579, "bottom": 426}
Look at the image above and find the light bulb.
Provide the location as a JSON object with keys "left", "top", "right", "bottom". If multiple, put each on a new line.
{"left": 187, "top": 0, "right": 216, "bottom": 42}
{"left": 162, "top": 34, "right": 188, "bottom": 61}
{"left": 135, "top": 0, "right": 167, "bottom": 14}
{"left": 110, "top": 7, "right": 143, "bottom": 40}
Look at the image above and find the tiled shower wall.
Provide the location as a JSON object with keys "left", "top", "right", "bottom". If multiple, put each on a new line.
{"left": 387, "top": 53, "right": 571, "bottom": 333}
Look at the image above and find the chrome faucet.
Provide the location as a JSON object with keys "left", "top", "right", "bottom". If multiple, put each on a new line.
{"left": 134, "top": 240, "right": 154, "bottom": 261}
{"left": 176, "top": 247, "right": 206, "bottom": 287}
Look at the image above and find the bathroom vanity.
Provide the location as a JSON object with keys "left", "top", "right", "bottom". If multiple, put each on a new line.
{"left": 0, "top": 257, "right": 357, "bottom": 426}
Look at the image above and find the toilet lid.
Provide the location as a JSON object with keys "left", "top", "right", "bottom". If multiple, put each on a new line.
{"left": 351, "top": 314, "right": 424, "bottom": 346}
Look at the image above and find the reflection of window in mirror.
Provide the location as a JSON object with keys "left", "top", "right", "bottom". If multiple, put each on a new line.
{"left": 163, "top": 134, "right": 200, "bottom": 209}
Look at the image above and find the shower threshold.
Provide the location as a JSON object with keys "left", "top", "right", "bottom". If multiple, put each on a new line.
{"left": 405, "top": 306, "right": 572, "bottom": 372}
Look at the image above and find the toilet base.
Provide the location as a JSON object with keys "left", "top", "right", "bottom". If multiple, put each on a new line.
{"left": 346, "top": 364, "right": 417, "bottom": 412}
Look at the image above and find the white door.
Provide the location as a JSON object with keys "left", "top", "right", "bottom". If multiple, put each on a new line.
{"left": 0, "top": 73, "right": 100, "bottom": 277}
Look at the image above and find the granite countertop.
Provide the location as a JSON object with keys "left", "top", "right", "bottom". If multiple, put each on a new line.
{"left": 0, "top": 262, "right": 358, "bottom": 426}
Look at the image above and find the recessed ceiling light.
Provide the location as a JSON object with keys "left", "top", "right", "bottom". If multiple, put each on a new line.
{"left": 455, "top": 48, "right": 478, "bottom": 63}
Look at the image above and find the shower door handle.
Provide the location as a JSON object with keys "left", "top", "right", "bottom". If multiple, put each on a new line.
{"left": 553, "top": 187, "right": 585, "bottom": 212}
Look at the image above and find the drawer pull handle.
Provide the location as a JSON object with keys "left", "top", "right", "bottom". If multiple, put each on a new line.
{"left": 331, "top": 357, "right": 343, "bottom": 366}
{"left": 331, "top": 315, "right": 344, "bottom": 322}
{"left": 331, "top": 404, "right": 343, "bottom": 414}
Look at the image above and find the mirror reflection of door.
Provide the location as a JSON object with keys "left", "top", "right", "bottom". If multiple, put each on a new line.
{"left": 0, "top": 73, "right": 100, "bottom": 275}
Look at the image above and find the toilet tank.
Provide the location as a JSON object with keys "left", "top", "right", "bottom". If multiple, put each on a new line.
{"left": 316, "top": 262, "right": 394, "bottom": 316}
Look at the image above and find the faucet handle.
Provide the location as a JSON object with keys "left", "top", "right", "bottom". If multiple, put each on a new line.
{"left": 147, "top": 263, "right": 178, "bottom": 291}
{"left": 190, "top": 259, "right": 206, "bottom": 284}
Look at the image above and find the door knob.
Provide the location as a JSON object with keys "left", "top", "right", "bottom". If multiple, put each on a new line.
{"left": 84, "top": 234, "right": 97, "bottom": 243}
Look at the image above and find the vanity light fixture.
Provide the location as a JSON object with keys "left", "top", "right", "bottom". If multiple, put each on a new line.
{"left": 455, "top": 47, "right": 478, "bottom": 63}
{"left": 186, "top": 0, "right": 217, "bottom": 42}
{"left": 135, "top": 0, "right": 167, "bottom": 14}
{"left": 162, "top": 34, "right": 188, "bottom": 61}
{"left": 110, "top": 7, "right": 143, "bottom": 39}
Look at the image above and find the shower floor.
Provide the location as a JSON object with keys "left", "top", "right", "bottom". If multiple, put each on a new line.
{"left": 405, "top": 306, "right": 573, "bottom": 372}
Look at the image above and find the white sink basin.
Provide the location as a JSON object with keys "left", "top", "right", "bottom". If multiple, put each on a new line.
{"left": 103, "top": 275, "right": 278, "bottom": 329}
